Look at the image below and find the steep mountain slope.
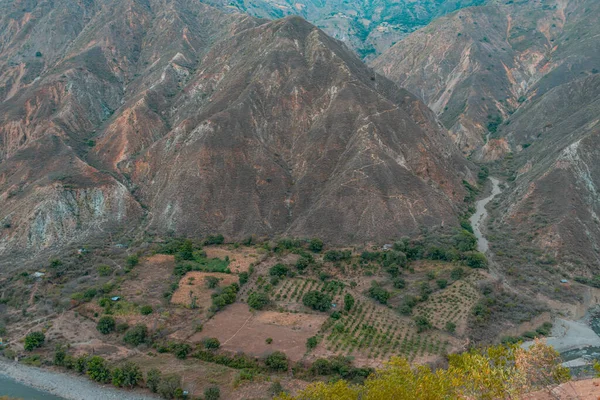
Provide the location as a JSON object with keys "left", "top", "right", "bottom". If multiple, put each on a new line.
{"left": 374, "top": 0, "right": 600, "bottom": 292}
{"left": 372, "top": 0, "right": 599, "bottom": 154}
{"left": 0, "top": 0, "right": 475, "bottom": 260}
{"left": 202, "top": 0, "right": 486, "bottom": 59}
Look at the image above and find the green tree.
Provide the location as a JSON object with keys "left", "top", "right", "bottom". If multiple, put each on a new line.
{"left": 203, "top": 337, "right": 221, "bottom": 350}
{"left": 343, "top": 293, "right": 355, "bottom": 312}
{"left": 309, "top": 238, "right": 324, "bottom": 253}
{"left": 24, "top": 332, "right": 45, "bottom": 351}
{"left": 53, "top": 345, "right": 66, "bottom": 366}
{"left": 446, "top": 321, "right": 457, "bottom": 334}
{"left": 436, "top": 279, "right": 448, "bottom": 289}
{"left": 248, "top": 292, "right": 270, "bottom": 310}
{"left": 204, "top": 386, "right": 221, "bottom": 400}
{"left": 112, "top": 362, "right": 142, "bottom": 388}
{"left": 205, "top": 276, "right": 220, "bottom": 289}
{"left": 123, "top": 324, "right": 147, "bottom": 346}
{"left": 368, "top": 285, "right": 390, "bottom": 305}
{"left": 140, "top": 305, "right": 153, "bottom": 315}
{"left": 239, "top": 272, "right": 249, "bottom": 286}
{"left": 265, "top": 351, "right": 288, "bottom": 371}
{"left": 269, "top": 264, "right": 289, "bottom": 277}
{"left": 414, "top": 316, "right": 432, "bottom": 333}
{"left": 463, "top": 252, "right": 488, "bottom": 269}
{"left": 306, "top": 336, "right": 318, "bottom": 350}
{"left": 96, "top": 316, "right": 116, "bottom": 334}
{"left": 126, "top": 254, "right": 140, "bottom": 268}
{"left": 451, "top": 267, "right": 465, "bottom": 280}
{"left": 87, "top": 356, "right": 111, "bottom": 383}
{"left": 157, "top": 374, "right": 182, "bottom": 399}
{"left": 302, "top": 291, "right": 332, "bottom": 312}
{"left": 146, "top": 368, "right": 162, "bottom": 393}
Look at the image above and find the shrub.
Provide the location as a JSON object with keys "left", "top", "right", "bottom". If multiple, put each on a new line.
{"left": 205, "top": 276, "right": 220, "bottom": 289}
{"left": 140, "top": 305, "right": 153, "bottom": 315}
{"left": 146, "top": 368, "right": 162, "bottom": 393}
{"left": 116, "top": 322, "right": 129, "bottom": 333}
{"left": 393, "top": 278, "right": 406, "bottom": 289}
{"left": 96, "top": 316, "right": 116, "bottom": 334}
{"left": 87, "top": 356, "right": 111, "bottom": 383}
{"left": 157, "top": 374, "right": 182, "bottom": 399}
{"left": 415, "top": 316, "right": 432, "bottom": 333}
{"left": 451, "top": 267, "right": 465, "bottom": 280}
{"left": 368, "top": 285, "right": 390, "bottom": 305}
{"left": 97, "top": 265, "right": 113, "bottom": 276}
{"left": 266, "top": 337, "right": 273, "bottom": 344}
{"left": 75, "top": 355, "right": 89, "bottom": 374}
{"left": 436, "top": 279, "right": 448, "bottom": 289}
{"left": 239, "top": 272, "right": 249, "bottom": 286}
{"left": 306, "top": 336, "right": 318, "bottom": 350}
{"left": 172, "top": 343, "right": 191, "bottom": 359}
{"left": 211, "top": 283, "right": 239, "bottom": 310}
{"left": 269, "top": 381, "right": 286, "bottom": 396}
{"left": 24, "top": 331, "right": 45, "bottom": 351}
{"left": 204, "top": 386, "right": 221, "bottom": 400}
{"left": 53, "top": 345, "right": 67, "bottom": 366}
{"left": 309, "top": 238, "right": 324, "bottom": 253}
{"left": 123, "top": 324, "right": 148, "bottom": 346}
{"left": 446, "top": 321, "right": 457, "bottom": 334}
{"left": 126, "top": 254, "right": 140, "bottom": 268}
{"left": 302, "top": 291, "right": 332, "bottom": 312}
{"left": 463, "top": 252, "right": 488, "bottom": 269}
{"left": 296, "top": 256, "right": 311, "bottom": 271}
{"left": 204, "top": 337, "right": 221, "bottom": 350}
{"left": 111, "top": 362, "right": 142, "bottom": 388}
{"left": 265, "top": 351, "right": 288, "bottom": 371}
{"left": 248, "top": 292, "right": 270, "bottom": 310}
{"left": 344, "top": 293, "right": 355, "bottom": 312}
{"left": 269, "top": 264, "right": 289, "bottom": 277}
{"left": 204, "top": 234, "right": 225, "bottom": 245}
{"left": 324, "top": 250, "right": 351, "bottom": 262}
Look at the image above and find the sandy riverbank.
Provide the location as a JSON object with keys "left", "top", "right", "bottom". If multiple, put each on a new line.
{"left": 0, "top": 358, "right": 158, "bottom": 400}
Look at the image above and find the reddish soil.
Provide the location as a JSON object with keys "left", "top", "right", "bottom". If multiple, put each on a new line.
{"left": 203, "top": 247, "right": 264, "bottom": 273}
{"left": 193, "top": 303, "right": 327, "bottom": 361}
{"left": 171, "top": 272, "right": 239, "bottom": 309}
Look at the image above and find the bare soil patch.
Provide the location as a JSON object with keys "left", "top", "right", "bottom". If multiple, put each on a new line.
{"left": 194, "top": 303, "right": 327, "bottom": 361}
{"left": 119, "top": 254, "right": 174, "bottom": 307}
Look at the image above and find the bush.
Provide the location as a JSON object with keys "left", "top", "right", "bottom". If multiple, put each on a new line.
{"left": 344, "top": 293, "right": 355, "bottom": 312}
{"left": 123, "top": 324, "right": 148, "bottom": 346}
{"left": 296, "top": 256, "right": 311, "bottom": 271}
{"left": 111, "top": 362, "right": 142, "bottom": 388}
{"left": 146, "top": 368, "right": 162, "bottom": 393}
{"left": 96, "top": 316, "right": 116, "bottom": 334}
{"left": 266, "top": 337, "right": 273, "bottom": 344}
{"left": 204, "top": 386, "right": 221, "bottom": 400}
{"left": 211, "top": 283, "right": 239, "bottom": 310}
{"left": 205, "top": 234, "right": 225, "bottom": 245}
{"left": 368, "top": 285, "right": 390, "bottom": 305}
{"left": 306, "top": 336, "right": 318, "bottom": 350}
{"left": 265, "top": 351, "right": 288, "bottom": 371}
{"left": 324, "top": 250, "right": 351, "bottom": 262}
{"left": 75, "top": 355, "right": 88, "bottom": 374}
{"left": 302, "top": 291, "right": 332, "bottom": 312}
{"left": 157, "top": 374, "right": 182, "bottom": 399}
{"left": 248, "top": 292, "right": 270, "bottom": 310}
{"left": 451, "top": 267, "right": 465, "bottom": 280}
{"left": 172, "top": 343, "right": 191, "bottom": 359}
{"left": 239, "top": 272, "right": 249, "bottom": 286}
{"left": 24, "top": 331, "right": 45, "bottom": 351}
{"left": 140, "top": 305, "right": 153, "bottom": 315}
{"left": 206, "top": 276, "right": 220, "bottom": 289}
{"left": 446, "top": 321, "right": 457, "bottom": 334}
{"left": 204, "top": 337, "right": 221, "bottom": 350}
{"left": 53, "top": 345, "right": 67, "bottom": 366}
{"left": 126, "top": 254, "right": 140, "bottom": 268}
{"left": 415, "top": 316, "right": 432, "bottom": 333}
{"left": 463, "top": 252, "right": 488, "bottom": 269}
{"left": 269, "top": 264, "right": 289, "bottom": 277}
{"left": 393, "top": 278, "right": 406, "bottom": 289}
{"left": 309, "top": 238, "right": 324, "bottom": 253}
{"left": 97, "top": 265, "right": 113, "bottom": 276}
{"left": 270, "top": 381, "right": 286, "bottom": 396}
{"left": 436, "top": 279, "right": 448, "bottom": 289}
{"left": 87, "top": 356, "right": 111, "bottom": 383}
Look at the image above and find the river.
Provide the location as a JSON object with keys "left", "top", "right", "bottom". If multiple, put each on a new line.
{"left": 469, "top": 177, "right": 501, "bottom": 253}
{"left": 0, "top": 373, "right": 65, "bottom": 399}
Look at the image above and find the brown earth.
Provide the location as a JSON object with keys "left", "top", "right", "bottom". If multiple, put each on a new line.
{"left": 203, "top": 247, "right": 263, "bottom": 273}
{"left": 194, "top": 303, "right": 327, "bottom": 362}
{"left": 171, "top": 272, "right": 239, "bottom": 309}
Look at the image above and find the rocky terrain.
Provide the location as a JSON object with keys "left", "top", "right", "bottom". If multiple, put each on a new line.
{"left": 373, "top": 0, "right": 600, "bottom": 292}
{"left": 202, "top": 0, "right": 486, "bottom": 59}
{"left": 0, "top": 0, "right": 475, "bottom": 263}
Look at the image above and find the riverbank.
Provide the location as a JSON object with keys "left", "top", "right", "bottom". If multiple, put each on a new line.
{"left": 0, "top": 358, "right": 158, "bottom": 400}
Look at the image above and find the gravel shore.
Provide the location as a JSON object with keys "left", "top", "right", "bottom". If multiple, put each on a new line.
{"left": 0, "top": 358, "right": 158, "bottom": 400}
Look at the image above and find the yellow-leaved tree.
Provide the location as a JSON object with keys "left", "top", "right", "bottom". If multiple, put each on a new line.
{"left": 277, "top": 340, "right": 570, "bottom": 400}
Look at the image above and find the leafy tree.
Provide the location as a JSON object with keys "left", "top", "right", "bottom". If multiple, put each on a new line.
{"left": 123, "top": 324, "right": 147, "bottom": 346}
{"left": 436, "top": 279, "right": 448, "bottom": 289}
{"left": 140, "top": 305, "right": 153, "bottom": 315}
{"left": 239, "top": 272, "right": 249, "bottom": 286}
{"left": 463, "top": 252, "right": 488, "bottom": 269}
{"left": 96, "top": 316, "right": 116, "bottom": 334}
{"left": 451, "top": 267, "right": 465, "bottom": 280}
{"left": 343, "top": 293, "right": 355, "bottom": 312}
{"left": 302, "top": 291, "right": 332, "bottom": 312}
{"left": 203, "top": 337, "right": 221, "bottom": 350}
{"left": 248, "top": 292, "right": 270, "bottom": 310}
{"left": 368, "top": 285, "right": 390, "bottom": 305}
{"left": 24, "top": 332, "right": 45, "bottom": 351}
{"left": 269, "top": 264, "right": 289, "bottom": 277}
{"left": 446, "top": 321, "right": 457, "bottom": 334}
{"left": 309, "top": 238, "right": 324, "bottom": 253}
{"left": 265, "top": 351, "right": 288, "bottom": 371}
{"left": 53, "top": 345, "right": 67, "bottom": 366}
{"left": 75, "top": 355, "right": 88, "bottom": 374}
{"left": 296, "top": 256, "right": 311, "bottom": 271}
{"left": 157, "top": 374, "right": 182, "bottom": 399}
{"left": 171, "top": 343, "right": 191, "bottom": 359}
{"left": 126, "top": 254, "right": 140, "bottom": 268}
{"left": 146, "top": 368, "right": 162, "bottom": 393}
{"left": 393, "top": 278, "right": 406, "bottom": 289}
{"left": 205, "top": 276, "right": 220, "bottom": 289}
{"left": 111, "top": 362, "right": 142, "bottom": 388}
{"left": 87, "top": 356, "right": 111, "bottom": 383}
{"left": 324, "top": 250, "right": 352, "bottom": 262}
{"left": 419, "top": 282, "right": 432, "bottom": 300}
{"left": 306, "top": 336, "right": 318, "bottom": 350}
{"left": 205, "top": 386, "right": 221, "bottom": 400}
{"left": 414, "top": 316, "right": 432, "bottom": 333}
{"left": 204, "top": 234, "right": 225, "bottom": 245}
